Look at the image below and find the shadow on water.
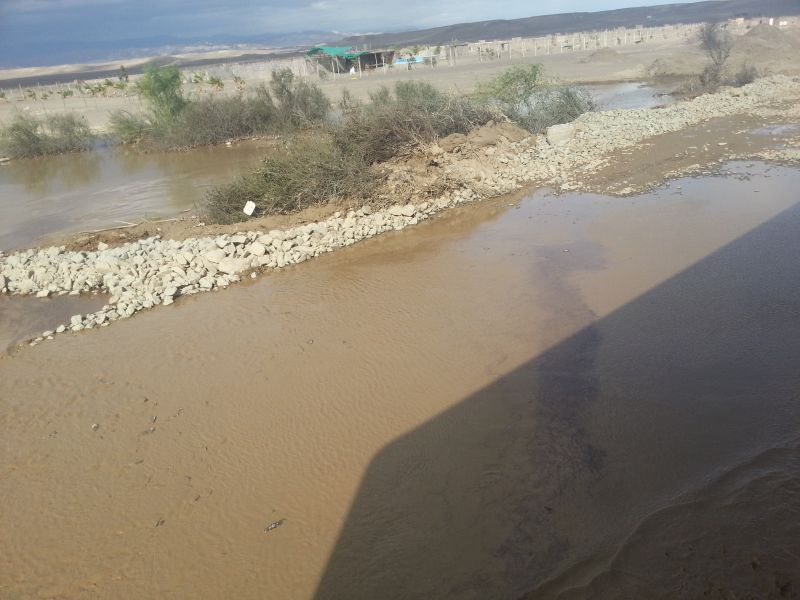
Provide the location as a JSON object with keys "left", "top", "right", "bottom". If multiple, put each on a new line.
{"left": 313, "top": 200, "right": 800, "bottom": 599}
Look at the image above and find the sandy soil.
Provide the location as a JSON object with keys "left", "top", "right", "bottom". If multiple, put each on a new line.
{"left": 2, "top": 25, "right": 798, "bottom": 131}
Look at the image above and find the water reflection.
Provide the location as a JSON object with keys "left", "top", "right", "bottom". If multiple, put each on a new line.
{"left": 585, "top": 81, "right": 675, "bottom": 110}
{"left": 0, "top": 140, "right": 270, "bottom": 250}
{"left": 4, "top": 151, "right": 103, "bottom": 194}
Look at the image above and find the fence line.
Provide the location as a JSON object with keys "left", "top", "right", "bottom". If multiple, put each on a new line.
{"left": 1, "top": 14, "right": 797, "bottom": 100}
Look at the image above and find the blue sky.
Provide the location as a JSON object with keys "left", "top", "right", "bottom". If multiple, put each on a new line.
{"left": 1, "top": 0, "right": 694, "bottom": 42}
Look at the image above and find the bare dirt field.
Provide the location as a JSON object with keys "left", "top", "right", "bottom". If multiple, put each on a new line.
{"left": 2, "top": 24, "right": 798, "bottom": 132}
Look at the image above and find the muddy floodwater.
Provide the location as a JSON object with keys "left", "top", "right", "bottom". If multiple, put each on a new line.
{"left": 583, "top": 81, "right": 674, "bottom": 110}
{"left": 2, "top": 162, "right": 800, "bottom": 599}
{"left": 0, "top": 140, "right": 270, "bottom": 250}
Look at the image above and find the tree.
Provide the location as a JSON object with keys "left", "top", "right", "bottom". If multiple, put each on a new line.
{"left": 478, "top": 64, "right": 546, "bottom": 116}
{"left": 698, "top": 23, "right": 734, "bottom": 88}
{"left": 136, "top": 66, "right": 186, "bottom": 123}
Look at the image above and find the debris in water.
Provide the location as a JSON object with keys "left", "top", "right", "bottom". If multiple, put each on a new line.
{"left": 91, "top": 423, "right": 100, "bottom": 432}
{"left": 264, "top": 519, "right": 286, "bottom": 533}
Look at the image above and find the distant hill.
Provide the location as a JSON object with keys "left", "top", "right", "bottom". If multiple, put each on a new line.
{"left": 337, "top": 0, "right": 800, "bottom": 48}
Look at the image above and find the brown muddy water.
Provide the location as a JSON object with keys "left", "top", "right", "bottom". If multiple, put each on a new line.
{"left": 0, "top": 140, "right": 270, "bottom": 251}
{"left": 583, "top": 81, "right": 675, "bottom": 110}
{"left": 0, "top": 292, "right": 107, "bottom": 353}
{"left": 2, "top": 162, "right": 800, "bottom": 599}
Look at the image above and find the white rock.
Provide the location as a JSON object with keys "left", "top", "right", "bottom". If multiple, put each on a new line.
{"left": 204, "top": 249, "right": 226, "bottom": 263}
{"left": 546, "top": 123, "right": 576, "bottom": 146}
{"left": 217, "top": 257, "right": 246, "bottom": 275}
{"left": 70, "top": 314, "right": 82, "bottom": 327}
{"left": 400, "top": 204, "right": 416, "bottom": 217}
{"left": 247, "top": 242, "right": 267, "bottom": 256}
{"left": 97, "top": 242, "right": 109, "bottom": 251}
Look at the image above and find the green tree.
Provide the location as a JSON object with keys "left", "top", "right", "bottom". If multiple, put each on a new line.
{"left": 478, "top": 64, "right": 546, "bottom": 115}
{"left": 137, "top": 66, "right": 186, "bottom": 124}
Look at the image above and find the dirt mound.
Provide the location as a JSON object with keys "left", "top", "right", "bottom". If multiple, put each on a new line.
{"left": 733, "top": 25, "right": 800, "bottom": 74}
{"left": 737, "top": 24, "right": 800, "bottom": 55}
{"left": 466, "top": 121, "right": 531, "bottom": 147}
{"left": 437, "top": 121, "right": 530, "bottom": 152}
{"left": 744, "top": 23, "right": 796, "bottom": 46}
{"left": 582, "top": 47, "right": 624, "bottom": 63}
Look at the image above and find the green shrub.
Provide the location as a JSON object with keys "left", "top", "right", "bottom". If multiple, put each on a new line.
{"left": 0, "top": 113, "right": 93, "bottom": 158}
{"left": 112, "top": 67, "right": 329, "bottom": 151}
{"left": 268, "top": 69, "right": 330, "bottom": 127}
{"left": 478, "top": 64, "right": 594, "bottom": 133}
{"left": 136, "top": 66, "right": 185, "bottom": 125}
{"left": 478, "top": 64, "right": 546, "bottom": 115}
{"left": 164, "top": 93, "right": 277, "bottom": 148}
{"left": 521, "top": 86, "right": 596, "bottom": 132}
{"left": 109, "top": 110, "right": 153, "bottom": 144}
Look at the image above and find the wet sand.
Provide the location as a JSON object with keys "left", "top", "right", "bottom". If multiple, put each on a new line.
{"left": 2, "top": 163, "right": 800, "bottom": 598}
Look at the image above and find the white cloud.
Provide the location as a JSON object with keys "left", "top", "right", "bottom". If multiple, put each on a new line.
{"left": 5, "top": 0, "right": 125, "bottom": 12}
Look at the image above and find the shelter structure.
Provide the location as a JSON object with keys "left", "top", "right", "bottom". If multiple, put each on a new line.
{"left": 306, "top": 46, "right": 395, "bottom": 76}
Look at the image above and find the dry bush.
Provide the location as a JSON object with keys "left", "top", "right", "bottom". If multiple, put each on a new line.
{"left": 203, "top": 133, "right": 378, "bottom": 223}
{"left": 696, "top": 23, "right": 735, "bottom": 91}
{"left": 333, "top": 81, "right": 497, "bottom": 164}
{"left": 0, "top": 113, "right": 93, "bottom": 158}
{"left": 731, "top": 62, "right": 760, "bottom": 87}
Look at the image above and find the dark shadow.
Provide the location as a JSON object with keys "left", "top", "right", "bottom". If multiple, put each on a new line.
{"left": 314, "top": 201, "right": 800, "bottom": 599}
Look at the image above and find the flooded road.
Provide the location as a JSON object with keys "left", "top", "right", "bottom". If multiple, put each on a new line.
{"left": 0, "top": 140, "right": 269, "bottom": 250}
{"left": 1, "top": 162, "right": 800, "bottom": 599}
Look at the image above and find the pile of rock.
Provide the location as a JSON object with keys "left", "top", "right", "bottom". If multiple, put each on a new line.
{"left": 432, "top": 75, "right": 800, "bottom": 196}
{"left": 1, "top": 199, "right": 468, "bottom": 344}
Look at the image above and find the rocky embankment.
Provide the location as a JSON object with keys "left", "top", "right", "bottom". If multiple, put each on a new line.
{"left": 2, "top": 75, "right": 799, "bottom": 346}
{"left": 411, "top": 74, "right": 800, "bottom": 198}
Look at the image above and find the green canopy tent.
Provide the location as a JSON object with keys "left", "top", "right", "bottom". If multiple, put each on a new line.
{"left": 306, "top": 46, "right": 377, "bottom": 77}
